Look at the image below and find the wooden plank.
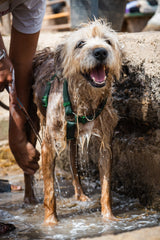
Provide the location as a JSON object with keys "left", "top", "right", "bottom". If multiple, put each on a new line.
{"left": 91, "top": 0, "right": 98, "bottom": 19}
{"left": 44, "top": 11, "right": 70, "bottom": 20}
{"left": 46, "top": 0, "right": 66, "bottom": 6}
{"left": 43, "top": 23, "right": 71, "bottom": 30}
{"left": 44, "top": 1, "right": 70, "bottom": 30}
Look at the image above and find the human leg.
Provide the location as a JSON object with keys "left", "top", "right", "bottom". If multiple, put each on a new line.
{"left": 9, "top": 27, "right": 40, "bottom": 175}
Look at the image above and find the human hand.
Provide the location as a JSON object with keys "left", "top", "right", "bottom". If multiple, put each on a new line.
{"left": 0, "top": 52, "right": 13, "bottom": 92}
{"left": 15, "top": 141, "right": 40, "bottom": 175}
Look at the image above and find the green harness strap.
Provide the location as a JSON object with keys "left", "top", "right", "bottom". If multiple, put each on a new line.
{"left": 42, "top": 74, "right": 57, "bottom": 107}
{"left": 63, "top": 80, "right": 72, "bottom": 116}
{"left": 63, "top": 80, "right": 76, "bottom": 140}
{"left": 63, "top": 80, "right": 108, "bottom": 140}
{"left": 42, "top": 76, "right": 108, "bottom": 140}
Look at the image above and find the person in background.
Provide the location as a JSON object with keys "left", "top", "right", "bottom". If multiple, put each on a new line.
{"left": 143, "top": 0, "right": 160, "bottom": 30}
{"left": 125, "top": 0, "right": 160, "bottom": 30}
{"left": 126, "top": 0, "right": 158, "bottom": 14}
{"left": 0, "top": 179, "right": 22, "bottom": 192}
{"left": 0, "top": 0, "right": 46, "bottom": 234}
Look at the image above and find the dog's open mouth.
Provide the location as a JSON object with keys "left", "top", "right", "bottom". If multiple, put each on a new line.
{"left": 82, "top": 65, "right": 108, "bottom": 88}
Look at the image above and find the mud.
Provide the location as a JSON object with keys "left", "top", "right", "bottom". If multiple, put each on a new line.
{"left": 112, "top": 32, "right": 160, "bottom": 203}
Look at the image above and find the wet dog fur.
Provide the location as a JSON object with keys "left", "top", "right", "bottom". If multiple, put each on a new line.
{"left": 32, "top": 19, "right": 121, "bottom": 225}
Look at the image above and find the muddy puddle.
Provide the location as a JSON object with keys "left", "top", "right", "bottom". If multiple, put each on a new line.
{"left": 0, "top": 173, "right": 160, "bottom": 240}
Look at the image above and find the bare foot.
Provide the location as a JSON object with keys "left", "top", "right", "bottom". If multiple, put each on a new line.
{"left": 24, "top": 196, "right": 38, "bottom": 204}
{"left": 11, "top": 184, "right": 22, "bottom": 191}
{"left": 102, "top": 213, "right": 119, "bottom": 221}
{"left": 76, "top": 193, "right": 90, "bottom": 202}
{"left": 44, "top": 215, "right": 58, "bottom": 226}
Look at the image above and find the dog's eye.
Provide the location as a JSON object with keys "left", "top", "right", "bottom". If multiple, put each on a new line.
{"left": 106, "top": 40, "right": 112, "bottom": 46}
{"left": 76, "top": 40, "right": 85, "bottom": 49}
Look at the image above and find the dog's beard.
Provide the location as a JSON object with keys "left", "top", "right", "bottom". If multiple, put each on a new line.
{"left": 82, "top": 65, "right": 108, "bottom": 88}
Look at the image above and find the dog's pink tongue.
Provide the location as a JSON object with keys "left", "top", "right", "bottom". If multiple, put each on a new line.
{"left": 90, "top": 65, "right": 105, "bottom": 83}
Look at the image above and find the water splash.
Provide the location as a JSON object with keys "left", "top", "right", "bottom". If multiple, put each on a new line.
{"left": 0, "top": 179, "right": 160, "bottom": 240}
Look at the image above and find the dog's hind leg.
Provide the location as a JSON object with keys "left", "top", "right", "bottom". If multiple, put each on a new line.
{"left": 70, "top": 139, "right": 90, "bottom": 201}
{"left": 42, "top": 139, "right": 58, "bottom": 225}
{"left": 98, "top": 149, "right": 115, "bottom": 220}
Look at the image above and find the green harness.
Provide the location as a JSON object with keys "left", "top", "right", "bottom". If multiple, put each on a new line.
{"left": 42, "top": 75, "right": 108, "bottom": 140}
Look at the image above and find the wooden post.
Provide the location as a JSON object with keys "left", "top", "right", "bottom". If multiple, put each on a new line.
{"left": 91, "top": 0, "right": 98, "bottom": 19}
{"left": 70, "top": 0, "right": 126, "bottom": 31}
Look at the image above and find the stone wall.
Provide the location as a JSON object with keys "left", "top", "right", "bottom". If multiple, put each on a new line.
{"left": 112, "top": 32, "right": 160, "bottom": 205}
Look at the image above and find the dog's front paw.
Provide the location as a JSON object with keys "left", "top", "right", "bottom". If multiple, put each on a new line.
{"left": 102, "top": 212, "right": 119, "bottom": 221}
{"left": 76, "top": 193, "right": 90, "bottom": 202}
{"left": 44, "top": 215, "right": 58, "bottom": 226}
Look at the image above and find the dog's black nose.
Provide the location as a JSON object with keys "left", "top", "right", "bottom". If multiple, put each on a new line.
{"left": 93, "top": 48, "right": 108, "bottom": 61}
